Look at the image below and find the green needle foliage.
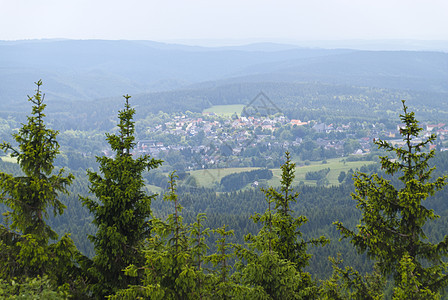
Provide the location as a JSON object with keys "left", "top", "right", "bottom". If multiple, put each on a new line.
{"left": 0, "top": 80, "right": 74, "bottom": 241}
{"left": 335, "top": 100, "right": 448, "bottom": 296}
{"left": 0, "top": 80, "right": 77, "bottom": 285}
{"left": 206, "top": 225, "right": 240, "bottom": 299}
{"left": 141, "top": 172, "right": 198, "bottom": 299}
{"left": 235, "top": 152, "right": 328, "bottom": 299}
{"left": 0, "top": 276, "right": 68, "bottom": 299}
{"left": 260, "top": 152, "right": 329, "bottom": 270}
{"left": 111, "top": 173, "right": 210, "bottom": 300}
{"left": 320, "top": 255, "right": 385, "bottom": 300}
{"left": 80, "top": 95, "right": 162, "bottom": 298}
{"left": 393, "top": 254, "right": 440, "bottom": 300}
{"left": 189, "top": 213, "right": 211, "bottom": 300}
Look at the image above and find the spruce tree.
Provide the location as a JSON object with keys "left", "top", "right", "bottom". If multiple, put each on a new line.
{"left": 189, "top": 213, "right": 211, "bottom": 300}
{"left": 80, "top": 95, "right": 162, "bottom": 297}
{"left": 262, "top": 152, "right": 328, "bottom": 267}
{"left": 335, "top": 100, "right": 448, "bottom": 296}
{"left": 320, "top": 255, "right": 385, "bottom": 300}
{"left": 111, "top": 173, "right": 209, "bottom": 300}
{"left": 0, "top": 80, "right": 73, "bottom": 242}
{"left": 141, "top": 172, "right": 198, "bottom": 299}
{"left": 235, "top": 152, "right": 328, "bottom": 299}
{"left": 393, "top": 254, "right": 440, "bottom": 300}
{"left": 0, "top": 80, "right": 77, "bottom": 284}
{"left": 206, "top": 225, "right": 239, "bottom": 300}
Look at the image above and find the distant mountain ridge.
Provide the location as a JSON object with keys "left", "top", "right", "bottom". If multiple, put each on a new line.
{"left": 0, "top": 39, "right": 344, "bottom": 105}
{"left": 0, "top": 39, "right": 447, "bottom": 114}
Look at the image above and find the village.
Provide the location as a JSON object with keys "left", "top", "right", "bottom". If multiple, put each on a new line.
{"left": 130, "top": 111, "right": 448, "bottom": 171}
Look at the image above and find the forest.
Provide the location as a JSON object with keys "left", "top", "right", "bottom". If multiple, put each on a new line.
{"left": 1, "top": 80, "right": 448, "bottom": 299}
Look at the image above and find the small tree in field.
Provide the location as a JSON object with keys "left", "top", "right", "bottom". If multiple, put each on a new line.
{"left": 81, "top": 95, "right": 162, "bottom": 297}
{"left": 335, "top": 100, "right": 448, "bottom": 296}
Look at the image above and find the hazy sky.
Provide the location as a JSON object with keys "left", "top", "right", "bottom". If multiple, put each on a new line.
{"left": 1, "top": 0, "right": 447, "bottom": 44}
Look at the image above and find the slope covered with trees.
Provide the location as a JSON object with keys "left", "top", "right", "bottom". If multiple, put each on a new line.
{"left": 1, "top": 82, "right": 448, "bottom": 298}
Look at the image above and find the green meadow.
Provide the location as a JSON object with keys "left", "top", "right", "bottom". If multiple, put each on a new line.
{"left": 188, "top": 157, "right": 375, "bottom": 188}
{"left": 188, "top": 167, "right": 259, "bottom": 187}
{"left": 267, "top": 157, "right": 375, "bottom": 187}
{"left": 203, "top": 105, "right": 246, "bottom": 117}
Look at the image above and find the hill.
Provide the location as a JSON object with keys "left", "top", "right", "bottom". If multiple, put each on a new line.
{"left": 1, "top": 39, "right": 447, "bottom": 113}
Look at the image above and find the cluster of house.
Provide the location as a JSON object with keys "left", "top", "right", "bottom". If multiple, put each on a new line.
{"left": 129, "top": 113, "right": 448, "bottom": 165}
{"left": 393, "top": 123, "right": 448, "bottom": 151}
{"left": 138, "top": 114, "right": 292, "bottom": 156}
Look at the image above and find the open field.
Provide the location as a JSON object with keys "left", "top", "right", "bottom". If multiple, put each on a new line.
{"left": 267, "top": 157, "right": 375, "bottom": 187}
{"left": 189, "top": 167, "right": 259, "bottom": 187}
{"left": 188, "top": 157, "right": 375, "bottom": 188}
{"left": 146, "top": 184, "right": 163, "bottom": 194}
{"left": 203, "top": 105, "right": 246, "bottom": 117}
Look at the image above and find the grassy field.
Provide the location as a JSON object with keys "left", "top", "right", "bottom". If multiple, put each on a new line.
{"left": 203, "top": 105, "right": 246, "bottom": 117}
{"left": 146, "top": 184, "right": 163, "bottom": 194}
{"left": 189, "top": 167, "right": 259, "bottom": 187}
{"left": 267, "top": 157, "right": 375, "bottom": 187}
{"left": 189, "top": 157, "right": 375, "bottom": 188}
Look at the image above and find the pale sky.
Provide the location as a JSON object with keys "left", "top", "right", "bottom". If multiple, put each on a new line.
{"left": 1, "top": 0, "right": 447, "bottom": 44}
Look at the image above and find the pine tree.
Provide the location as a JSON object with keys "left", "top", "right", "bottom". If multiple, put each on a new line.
{"left": 320, "top": 255, "right": 385, "bottom": 300}
{"left": 235, "top": 152, "right": 328, "bottom": 299}
{"left": 0, "top": 80, "right": 77, "bottom": 285}
{"left": 206, "top": 225, "right": 240, "bottom": 300}
{"left": 261, "top": 152, "right": 328, "bottom": 270}
{"left": 335, "top": 100, "right": 448, "bottom": 296}
{"left": 189, "top": 213, "right": 211, "bottom": 300}
{"left": 80, "top": 95, "right": 162, "bottom": 297}
{"left": 0, "top": 80, "right": 73, "bottom": 242}
{"left": 393, "top": 254, "right": 440, "bottom": 300}
{"left": 111, "top": 173, "right": 208, "bottom": 300}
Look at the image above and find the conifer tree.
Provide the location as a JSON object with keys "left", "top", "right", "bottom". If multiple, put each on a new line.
{"left": 80, "top": 95, "right": 162, "bottom": 297}
{"left": 206, "top": 225, "right": 240, "bottom": 299}
{"left": 142, "top": 172, "right": 198, "bottom": 299}
{"left": 0, "top": 80, "right": 77, "bottom": 285}
{"left": 235, "top": 152, "right": 328, "bottom": 299}
{"left": 335, "top": 100, "right": 448, "bottom": 295}
{"left": 111, "top": 173, "right": 209, "bottom": 299}
{"left": 0, "top": 80, "right": 73, "bottom": 242}
{"left": 189, "top": 213, "right": 211, "bottom": 300}
{"left": 320, "top": 255, "right": 385, "bottom": 300}
{"left": 393, "top": 254, "right": 440, "bottom": 300}
{"left": 261, "top": 152, "right": 328, "bottom": 270}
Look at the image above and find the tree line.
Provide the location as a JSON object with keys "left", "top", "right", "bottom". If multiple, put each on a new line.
{"left": 220, "top": 169, "right": 273, "bottom": 191}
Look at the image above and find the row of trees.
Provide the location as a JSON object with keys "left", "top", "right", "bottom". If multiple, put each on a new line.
{"left": 0, "top": 82, "right": 447, "bottom": 299}
{"left": 220, "top": 168, "right": 273, "bottom": 191}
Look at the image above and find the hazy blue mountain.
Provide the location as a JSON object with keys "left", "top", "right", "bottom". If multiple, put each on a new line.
{"left": 1, "top": 39, "right": 447, "bottom": 119}
{"left": 238, "top": 50, "right": 448, "bottom": 92}
{"left": 0, "top": 39, "right": 343, "bottom": 105}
